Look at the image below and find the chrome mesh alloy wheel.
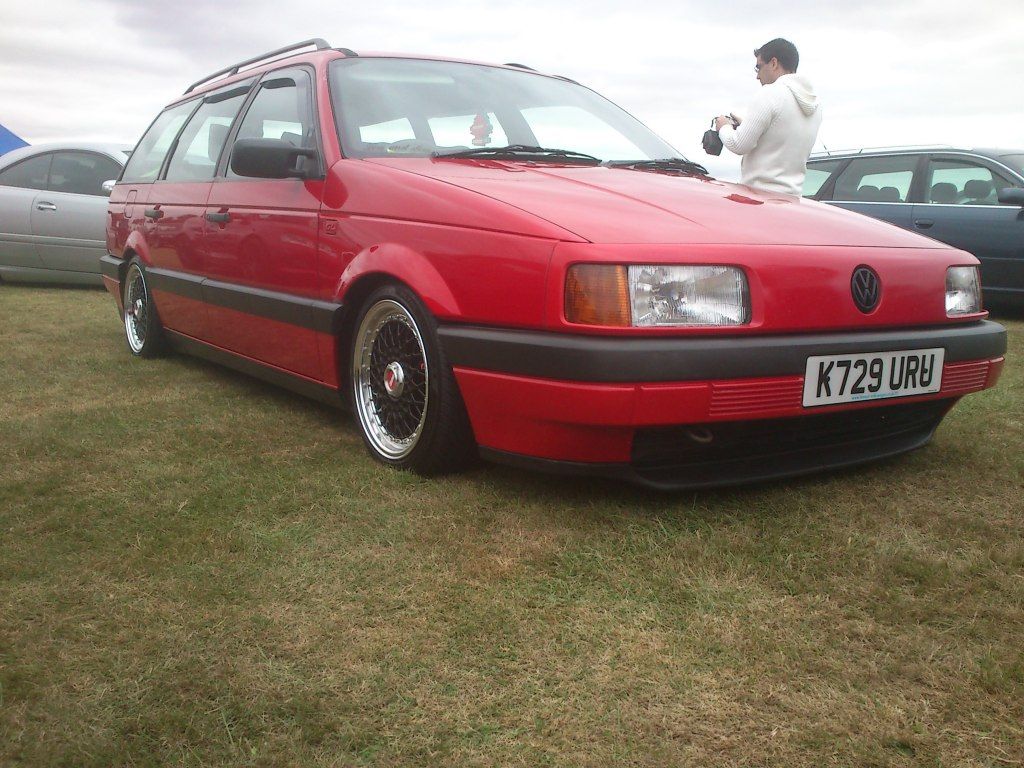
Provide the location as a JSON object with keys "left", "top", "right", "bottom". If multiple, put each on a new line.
{"left": 353, "top": 299, "right": 430, "bottom": 460}
{"left": 123, "top": 264, "right": 150, "bottom": 355}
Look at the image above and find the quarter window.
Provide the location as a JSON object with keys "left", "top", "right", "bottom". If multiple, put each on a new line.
{"left": 48, "top": 152, "right": 122, "bottom": 196}
{"left": 0, "top": 154, "right": 53, "bottom": 190}
{"left": 926, "top": 159, "right": 1014, "bottom": 206}
{"left": 802, "top": 160, "right": 843, "bottom": 198}
{"left": 122, "top": 101, "right": 198, "bottom": 183}
{"left": 165, "top": 84, "right": 251, "bottom": 182}
{"left": 834, "top": 156, "right": 917, "bottom": 202}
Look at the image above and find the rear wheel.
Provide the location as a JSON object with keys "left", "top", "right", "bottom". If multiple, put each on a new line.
{"left": 122, "top": 259, "right": 165, "bottom": 357}
{"left": 350, "top": 284, "right": 475, "bottom": 474}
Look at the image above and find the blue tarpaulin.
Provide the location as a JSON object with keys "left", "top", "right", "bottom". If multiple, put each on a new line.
{"left": 0, "top": 123, "right": 29, "bottom": 156}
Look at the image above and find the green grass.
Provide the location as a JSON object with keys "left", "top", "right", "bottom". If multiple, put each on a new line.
{"left": 1, "top": 285, "right": 1022, "bottom": 767}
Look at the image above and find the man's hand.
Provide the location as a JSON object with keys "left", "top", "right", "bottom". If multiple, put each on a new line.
{"left": 714, "top": 115, "right": 738, "bottom": 131}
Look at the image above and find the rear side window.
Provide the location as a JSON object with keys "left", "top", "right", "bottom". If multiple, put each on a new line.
{"left": 48, "top": 152, "right": 122, "bottom": 196}
{"left": 121, "top": 101, "right": 197, "bottom": 183}
{"left": 0, "top": 154, "right": 52, "bottom": 190}
{"left": 802, "top": 159, "right": 843, "bottom": 198}
{"left": 165, "top": 84, "right": 252, "bottom": 182}
{"left": 834, "top": 155, "right": 918, "bottom": 202}
{"left": 226, "top": 68, "right": 315, "bottom": 178}
{"left": 925, "top": 159, "right": 1014, "bottom": 206}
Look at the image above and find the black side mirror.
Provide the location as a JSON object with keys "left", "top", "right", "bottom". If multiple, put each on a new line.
{"left": 997, "top": 187, "right": 1024, "bottom": 206}
{"left": 230, "top": 138, "right": 320, "bottom": 179}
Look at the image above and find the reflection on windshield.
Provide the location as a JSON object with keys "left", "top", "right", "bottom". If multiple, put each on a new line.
{"left": 329, "top": 58, "right": 685, "bottom": 164}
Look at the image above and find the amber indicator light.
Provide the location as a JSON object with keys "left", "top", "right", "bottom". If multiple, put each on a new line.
{"left": 565, "top": 264, "right": 631, "bottom": 326}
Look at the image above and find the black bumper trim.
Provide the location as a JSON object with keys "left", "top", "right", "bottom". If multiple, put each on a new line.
{"left": 145, "top": 266, "right": 343, "bottom": 334}
{"left": 100, "top": 254, "right": 122, "bottom": 281}
{"left": 440, "top": 321, "right": 1006, "bottom": 383}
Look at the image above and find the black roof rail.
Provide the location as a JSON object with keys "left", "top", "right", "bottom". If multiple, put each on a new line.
{"left": 184, "top": 38, "right": 332, "bottom": 94}
{"left": 504, "top": 62, "right": 536, "bottom": 71}
{"left": 337, "top": 47, "right": 359, "bottom": 57}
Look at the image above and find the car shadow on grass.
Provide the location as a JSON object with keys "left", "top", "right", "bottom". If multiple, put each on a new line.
{"left": 166, "top": 347, "right": 927, "bottom": 519}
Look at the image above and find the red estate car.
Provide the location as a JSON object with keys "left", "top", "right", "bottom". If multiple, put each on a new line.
{"left": 102, "top": 40, "right": 1007, "bottom": 489}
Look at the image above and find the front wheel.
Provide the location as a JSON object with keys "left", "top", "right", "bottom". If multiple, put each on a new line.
{"left": 350, "top": 284, "right": 475, "bottom": 474}
{"left": 122, "top": 259, "right": 166, "bottom": 357}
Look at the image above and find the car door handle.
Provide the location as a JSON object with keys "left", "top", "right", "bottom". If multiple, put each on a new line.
{"left": 205, "top": 212, "right": 231, "bottom": 224}
{"left": 914, "top": 219, "right": 934, "bottom": 229}
{"left": 144, "top": 208, "right": 164, "bottom": 220}
{"left": 35, "top": 201, "right": 57, "bottom": 212}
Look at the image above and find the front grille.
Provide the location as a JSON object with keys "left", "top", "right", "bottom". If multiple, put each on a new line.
{"left": 631, "top": 399, "right": 953, "bottom": 488}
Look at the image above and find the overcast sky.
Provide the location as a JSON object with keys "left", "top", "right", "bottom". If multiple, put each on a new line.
{"left": 2, "top": 0, "right": 1022, "bottom": 180}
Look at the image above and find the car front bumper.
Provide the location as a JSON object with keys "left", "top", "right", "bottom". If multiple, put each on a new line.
{"left": 441, "top": 321, "right": 1006, "bottom": 488}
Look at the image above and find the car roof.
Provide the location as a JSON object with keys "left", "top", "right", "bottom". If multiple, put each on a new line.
{"left": 809, "top": 146, "right": 1023, "bottom": 161}
{"left": 0, "top": 142, "right": 132, "bottom": 169}
{"left": 172, "top": 47, "right": 570, "bottom": 105}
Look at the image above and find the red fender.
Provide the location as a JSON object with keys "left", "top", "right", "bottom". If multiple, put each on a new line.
{"left": 335, "top": 243, "right": 461, "bottom": 319}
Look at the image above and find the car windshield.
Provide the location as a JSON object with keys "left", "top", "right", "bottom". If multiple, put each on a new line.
{"left": 329, "top": 58, "right": 682, "bottom": 163}
{"left": 1000, "top": 153, "right": 1024, "bottom": 177}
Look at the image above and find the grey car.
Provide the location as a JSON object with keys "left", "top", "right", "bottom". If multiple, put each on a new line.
{"left": 803, "top": 147, "right": 1024, "bottom": 305}
{"left": 0, "top": 142, "right": 131, "bottom": 285}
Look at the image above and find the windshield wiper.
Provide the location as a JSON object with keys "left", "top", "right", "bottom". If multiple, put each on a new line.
{"left": 604, "top": 158, "right": 709, "bottom": 177}
{"left": 432, "top": 144, "right": 602, "bottom": 164}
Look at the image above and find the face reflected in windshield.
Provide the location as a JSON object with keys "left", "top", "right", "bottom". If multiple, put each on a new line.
{"left": 329, "top": 58, "right": 683, "bottom": 163}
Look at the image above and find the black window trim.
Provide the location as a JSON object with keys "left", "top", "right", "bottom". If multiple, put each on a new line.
{"left": 213, "top": 63, "right": 324, "bottom": 182}
{"left": 0, "top": 149, "right": 124, "bottom": 196}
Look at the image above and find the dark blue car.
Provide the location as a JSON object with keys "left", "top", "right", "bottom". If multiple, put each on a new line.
{"left": 804, "top": 147, "right": 1024, "bottom": 306}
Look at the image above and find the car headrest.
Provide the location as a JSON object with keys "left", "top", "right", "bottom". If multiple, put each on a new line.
{"left": 878, "top": 186, "right": 900, "bottom": 202}
{"left": 856, "top": 185, "right": 880, "bottom": 201}
{"left": 963, "top": 179, "right": 993, "bottom": 199}
{"left": 279, "top": 131, "right": 303, "bottom": 147}
{"left": 208, "top": 123, "right": 229, "bottom": 161}
{"left": 930, "top": 182, "right": 957, "bottom": 203}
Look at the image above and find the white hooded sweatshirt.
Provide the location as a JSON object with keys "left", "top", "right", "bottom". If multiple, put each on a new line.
{"left": 718, "top": 74, "right": 822, "bottom": 196}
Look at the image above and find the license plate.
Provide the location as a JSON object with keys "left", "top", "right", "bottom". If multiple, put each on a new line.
{"left": 802, "top": 348, "right": 944, "bottom": 407}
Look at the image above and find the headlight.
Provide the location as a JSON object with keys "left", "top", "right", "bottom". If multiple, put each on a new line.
{"left": 566, "top": 264, "right": 750, "bottom": 327}
{"left": 945, "top": 266, "right": 981, "bottom": 316}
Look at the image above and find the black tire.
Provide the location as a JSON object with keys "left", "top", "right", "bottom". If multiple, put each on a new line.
{"left": 350, "top": 283, "right": 476, "bottom": 474}
{"left": 122, "top": 259, "right": 166, "bottom": 357}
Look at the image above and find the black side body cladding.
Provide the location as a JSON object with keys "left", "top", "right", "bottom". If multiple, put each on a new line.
{"left": 144, "top": 266, "right": 343, "bottom": 334}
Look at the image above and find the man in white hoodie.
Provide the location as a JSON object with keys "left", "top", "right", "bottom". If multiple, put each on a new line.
{"left": 715, "top": 39, "right": 821, "bottom": 196}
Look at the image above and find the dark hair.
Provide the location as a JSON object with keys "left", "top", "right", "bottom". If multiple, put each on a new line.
{"left": 754, "top": 38, "right": 799, "bottom": 72}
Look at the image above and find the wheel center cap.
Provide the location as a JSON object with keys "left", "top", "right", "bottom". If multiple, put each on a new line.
{"left": 383, "top": 361, "right": 405, "bottom": 398}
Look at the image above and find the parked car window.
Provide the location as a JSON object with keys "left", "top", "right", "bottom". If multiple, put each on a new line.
{"left": 165, "top": 86, "right": 251, "bottom": 182}
{"left": 833, "top": 156, "right": 916, "bottom": 202}
{"left": 926, "top": 159, "right": 1014, "bottom": 206}
{"left": 329, "top": 58, "right": 680, "bottom": 162}
{"left": 122, "top": 100, "right": 198, "bottom": 183}
{"left": 802, "top": 159, "right": 843, "bottom": 198}
{"left": 0, "top": 153, "right": 53, "bottom": 190}
{"left": 47, "top": 152, "right": 122, "bottom": 196}
{"left": 227, "top": 69, "right": 315, "bottom": 178}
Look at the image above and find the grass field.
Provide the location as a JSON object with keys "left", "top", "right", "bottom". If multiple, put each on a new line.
{"left": 1, "top": 285, "right": 1022, "bottom": 767}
